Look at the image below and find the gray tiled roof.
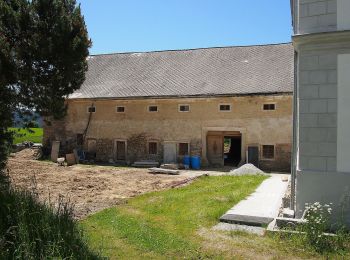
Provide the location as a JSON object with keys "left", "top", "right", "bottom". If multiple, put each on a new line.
{"left": 69, "top": 43, "right": 294, "bottom": 99}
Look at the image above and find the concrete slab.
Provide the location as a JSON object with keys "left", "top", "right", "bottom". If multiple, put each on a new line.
{"left": 220, "top": 174, "right": 290, "bottom": 226}
{"left": 213, "top": 222, "right": 265, "bottom": 236}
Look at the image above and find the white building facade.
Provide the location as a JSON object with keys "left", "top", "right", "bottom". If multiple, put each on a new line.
{"left": 292, "top": 0, "right": 350, "bottom": 226}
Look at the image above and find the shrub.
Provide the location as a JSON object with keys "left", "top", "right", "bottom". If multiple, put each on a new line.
{"left": 298, "top": 202, "right": 349, "bottom": 254}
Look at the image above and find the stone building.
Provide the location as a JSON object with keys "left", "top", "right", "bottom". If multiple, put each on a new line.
{"left": 291, "top": 0, "right": 350, "bottom": 225}
{"left": 44, "top": 43, "right": 294, "bottom": 171}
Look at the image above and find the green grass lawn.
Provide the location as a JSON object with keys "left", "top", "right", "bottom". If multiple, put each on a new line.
{"left": 81, "top": 175, "right": 267, "bottom": 259}
{"left": 81, "top": 175, "right": 350, "bottom": 259}
{"left": 9, "top": 128, "right": 43, "bottom": 144}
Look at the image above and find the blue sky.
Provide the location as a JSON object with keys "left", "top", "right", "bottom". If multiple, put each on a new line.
{"left": 78, "top": 0, "right": 292, "bottom": 55}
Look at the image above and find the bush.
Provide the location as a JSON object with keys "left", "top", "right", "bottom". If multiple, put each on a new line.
{"left": 298, "top": 202, "right": 349, "bottom": 254}
{"left": 0, "top": 185, "right": 101, "bottom": 259}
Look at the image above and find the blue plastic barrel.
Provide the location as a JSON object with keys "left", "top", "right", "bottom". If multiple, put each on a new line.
{"left": 191, "top": 156, "right": 201, "bottom": 170}
{"left": 183, "top": 155, "right": 191, "bottom": 168}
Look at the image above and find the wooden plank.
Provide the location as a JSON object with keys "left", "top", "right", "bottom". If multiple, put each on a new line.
{"left": 51, "top": 141, "right": 60, "bottom": 162}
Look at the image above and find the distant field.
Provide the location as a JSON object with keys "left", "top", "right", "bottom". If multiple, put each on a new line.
{"left": 9, "top": 128, "right": 43, "bottom": 144}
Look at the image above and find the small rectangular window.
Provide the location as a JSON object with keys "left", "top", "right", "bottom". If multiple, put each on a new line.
{"left": 148, "top": 142, "right": 158, "bottom": 155}
{"left": 87, "top": 106, "right": 96, "bottom": 113}
{"left": 116, "top": 106, "right": 125, "bottom": 113}
{"left": 148, "top": 106, "right": 158, "bottom": 112}
{"left": 178, "top": 143, "right": 189, "bottom": 156}
{"left": 263, "top": 103, "right": 276, "bottom": 111}
{"left": 179, "top": 105, "right": 190, "bottom": 112}
{"left": 219, "top": 104, "right": 231, "bottom": 111}
{"left": 262, "top": 145, "right": 275, "bottom": 159}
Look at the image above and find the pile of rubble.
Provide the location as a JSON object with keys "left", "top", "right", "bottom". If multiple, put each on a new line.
{"left": 228, "top": 164, "right": 268, "bottom": 176}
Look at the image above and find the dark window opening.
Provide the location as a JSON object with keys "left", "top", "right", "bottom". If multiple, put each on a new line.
{"left": 116, "top": 106, "right": 125, "bottom": 113}
{"left": 179, "top": 105, "right": 190, "bottom": 112}
{"left": 178, "top": 143, "right": 189, "bottom": 156}
{"left": 224, "top": 136, "right": 242, "bottom": 166}
{"left": 88, "top": 106, "right": 96, "bottom": 113}
{"left": 262, "top": 145, "right": 275, "bottom": 159}
{"left": 149, "top": 106, "right": 158, "bottom": 112}
{"left": 77, "top": 134, "right": 83, "bottom": 145}
{"left": 220, "top": 104, "right": 231, "bottom": 111}
{"left": 148, "top": 142, "right": 158, "bottom": 155}
{"left": 263, "top": 104, "right": 276, "bottom": 110}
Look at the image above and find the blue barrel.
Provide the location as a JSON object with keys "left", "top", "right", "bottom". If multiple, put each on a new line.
{"left": 191, "top": 156, "right": 201, "bottom": 170}
{"left": 183, "top": 155, "right": 191, "bottom": 168}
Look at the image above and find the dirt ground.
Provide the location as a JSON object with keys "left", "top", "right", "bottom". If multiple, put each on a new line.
{"left": 7, "top": 149, "right": 193, "bottom": 219}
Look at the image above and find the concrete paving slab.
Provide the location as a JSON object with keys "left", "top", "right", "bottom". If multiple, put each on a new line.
{"left": 220, "top": 174, "right": 290, "bottom": 226}
{"left": 213, "top": 222, "right": 265, "bottom": 236}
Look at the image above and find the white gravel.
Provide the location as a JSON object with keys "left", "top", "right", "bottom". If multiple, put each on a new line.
{"left": 228, "top": 164, "right": 267, "bottom": 176}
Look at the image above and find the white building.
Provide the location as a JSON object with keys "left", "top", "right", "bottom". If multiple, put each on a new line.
{"left": 291, "top": 0, "right": 350, "bottom": 226}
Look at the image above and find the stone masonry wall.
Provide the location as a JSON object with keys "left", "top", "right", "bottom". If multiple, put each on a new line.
{"left": 54, "top": 95, "right": 292, "bottom": 170}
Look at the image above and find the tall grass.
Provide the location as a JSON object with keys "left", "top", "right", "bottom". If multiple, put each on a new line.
{"left": 0, "top": 177, "right": 101, "bottom": 259}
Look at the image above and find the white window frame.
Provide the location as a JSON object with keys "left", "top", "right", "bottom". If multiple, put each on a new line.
{"left": 178, "top": 104, "right": 190, "bottom": 113}
{"left": 87, "top": 106, "right": 96, "bottom": 113}
{"left": 261, "top": 144, "right": 275, "bottom": 161}
{"left": 116, "top": 106, "right": 126, "bottom": 113}
{"left": 262, "top": 103, "right": 277, "bottom": 111}
{"left": 218, "top": 103, "right": 232, "bottom": 112}
{"left": 148, "top": 105, "right": 159, "bottom": 113}
{"left": 177, "top": 142, "right": 190, "bottom": 156}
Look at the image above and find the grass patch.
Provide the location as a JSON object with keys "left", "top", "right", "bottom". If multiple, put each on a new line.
{"left": 8, "top": 128, "right": 43, "bottom": 144}
{"left": 0, "top": 186, "right": 100, "bottom": 259}
{"left": 81, "top": 175, "right": 267, "bottom": 259}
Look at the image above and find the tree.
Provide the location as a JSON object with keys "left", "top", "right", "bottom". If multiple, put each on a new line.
{"left": 18, "top": 0, "right": 91, "bottom": 119}
{"left": 0, "top": 1, "right": 95, "bottom": 258}
{"left": 0, "top": 0, "right": 91, "bottom": 170}
{"left": 0, "top": 0, "right": 24, "bottom": 180}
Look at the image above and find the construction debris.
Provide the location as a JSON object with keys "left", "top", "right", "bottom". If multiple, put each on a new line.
{"left": 132, "top": 160, "right": 159, "bottom": 168}
{"left": 160, "top": 163, "right": 179, "bottom": 170}
{"left": 57, "top": 157, "right": 65, "bottom": 166}
{"left": 228, "top": 164, "right": 267, "bottom": 176}
{"left": 11, "top": 148, "right": 42, "bottom": 160}
{"left": 66, "top": 153, "right": 76, "bottom": 166}
{"left": 148, "top": 167, "right": 180, "bottom": 175}
{"left": 51, "top": 141, "right": 60, "bottom": 162}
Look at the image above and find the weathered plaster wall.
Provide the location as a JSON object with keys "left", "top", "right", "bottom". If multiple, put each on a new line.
{"left": 45, "top": 95, "right": 293, "bottom": 171}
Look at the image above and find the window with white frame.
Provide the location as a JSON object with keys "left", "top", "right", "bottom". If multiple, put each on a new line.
{"left": 87, "top": 106, "right": 96, "bottom": 113}
{"left": 263, "top": 103, "right": 276, "bottom": 111}
{"left": 178, "top": 143, "right": 189, "bottom": 156}
{"left": 179, "top": 104, "right": 190, "bottom": 112}
{"left": 116, "top": 106, "right": 125, "bottom": 113}
{"left": 219, "top": 104, "right": 231, "bottom": 111}
{"left": 148, "top": 105, "right": 158, "bottom": 112}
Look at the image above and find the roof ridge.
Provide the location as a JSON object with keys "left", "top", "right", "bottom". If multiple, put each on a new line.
{"left": 89, "top": 42, "right": 292, "bottom": 57}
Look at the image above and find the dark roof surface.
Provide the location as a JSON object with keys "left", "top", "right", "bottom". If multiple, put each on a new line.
{"left": 69, "top": 43, "right": 294, "bottom": 99}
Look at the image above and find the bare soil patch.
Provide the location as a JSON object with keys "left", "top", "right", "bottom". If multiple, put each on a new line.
{"left": 7, "top": 150, "right": 190, "bottom": 219}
